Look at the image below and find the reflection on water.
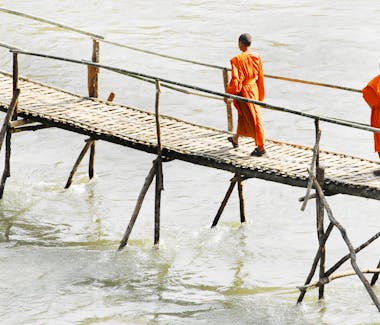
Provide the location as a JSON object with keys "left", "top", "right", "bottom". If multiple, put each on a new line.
{"left": 0, "top": 0, "right": 380, "bottom": 324}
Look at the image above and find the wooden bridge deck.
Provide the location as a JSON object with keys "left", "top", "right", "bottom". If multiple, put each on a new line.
{"left": 0, "top": 71, "right": 379, "bottom": 200}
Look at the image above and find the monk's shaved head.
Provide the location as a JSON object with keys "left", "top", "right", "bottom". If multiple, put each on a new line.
{"left": 239, "top": 33, "right": 252, "bottom": 47}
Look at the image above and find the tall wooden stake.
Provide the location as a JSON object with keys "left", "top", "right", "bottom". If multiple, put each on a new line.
{"left": 154, "top": 79, "right": 163, "bottom": 246}
{"left": 314, "top": 119, "right": 326, "bottom": 300}
{"left": 0, "top": 54, "right": 20, "bottom": 199}
{"left": 237, "top": 179, "right": 246, "bottom": 223}
{"left": 316, "top": 167, "right": 325, "bottom": 299}
{"left": 87, "top": 39, "right": 99, "bottom": 180}
{"left": 222, "top": 68, "right": 233, "bottom": 132}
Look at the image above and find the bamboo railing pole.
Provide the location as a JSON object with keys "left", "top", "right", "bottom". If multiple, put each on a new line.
{"left": 222, "top": 69, "right": 233, "bottom": 132}
{"left": 154, "top": 79, "right": 163, "bottom": 246}
{"left": 64, "top": 139, "right": 94, "bottom": 189}
{"left": 312, "top": 177, "right": 380, "bottom": 312}
{"left": 211, "top": 175, "right": 238, "bottom": 228}
{"left": 237, "top": 179, "right": 246, "bottom": 223}
{"left": 119, "top": 160, "right": 158, "bottom": 251}
{"left": 316, "top": 167, "right": 326, "bottom": 299}
{"left": 88, "top": 39, "right": 99, "bottom": 180}
{"left": 371, "top": 260, "right": 380, "bottom": 286}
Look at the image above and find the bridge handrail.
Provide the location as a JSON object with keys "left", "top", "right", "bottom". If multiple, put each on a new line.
{"left": 9, "top": 48, "right": 380, "bottom": 135}
{"left": 0, "top": 7, "right": 361, "bottom": 93}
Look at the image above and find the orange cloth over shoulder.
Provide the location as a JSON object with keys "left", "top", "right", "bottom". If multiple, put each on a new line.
{"left": 226, "top": 52, "right": 265, "bottom": 148}
{"left": 362, "top": 74, "right": 380, "bottom": 152}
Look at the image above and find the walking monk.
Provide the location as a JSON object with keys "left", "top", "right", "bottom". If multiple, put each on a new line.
{"left": 362, "top": 74, "right": 380, "bottom": 176}
{"left": 225, "top": 33, "right": 266, "bottom": 156}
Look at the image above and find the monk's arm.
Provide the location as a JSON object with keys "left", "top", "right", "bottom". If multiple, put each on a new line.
{"left": 363, "top": 86, "right": 380, "bottom": 109}
{"left": 226, "top": 61, "right": 242, "bottom": 95}
{"left": 257, "top": 58, "right": 265, "bottom": 101}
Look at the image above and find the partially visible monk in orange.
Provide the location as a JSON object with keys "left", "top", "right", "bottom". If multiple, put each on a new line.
{"left": 362, "top": 74, "right": 380, "bottom": 176}
{"left": 225, "top": 33, "right": 266, "bottom": 156}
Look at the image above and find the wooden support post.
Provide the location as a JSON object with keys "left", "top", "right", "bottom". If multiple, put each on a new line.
{"left": 88, "top": 39, "right": 99, "bottom": 98}
{"left": 87, "top": 39, "right": 99, "bottom": 180}
{"left": 88, "top": 140, "right": 96, "bottom": 180}
{"left": 12, "top": 53, "right": 19, "bottom": 116}
{"left": 316, "top": 167, "right": 325, "bottom": 299}
{"left": 118, "top": 160, "right": 158, "bottom": 251}
{"left": 222, "top": 68, "right": 233, "bottom": 132}
{"left": 65, "top": 139, "right": 94, "bottom": 189}
{"left": 0, "top": 54, "right": 21, "bottom": 199}
{"left": 154, "top": 79, "right": 163, "bottom": 246}
{"left": 237, "top": 179, "right": 246, "bottom": 223}
{"left": 211, "top": 175, "right": 238, "bottom": 228}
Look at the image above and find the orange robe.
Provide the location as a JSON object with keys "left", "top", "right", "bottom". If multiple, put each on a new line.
{"left": 362, "top": 75, "right": 380, "bottom": 153}
{"left": 227, "top": 52, "right": 265, "bottom": 148}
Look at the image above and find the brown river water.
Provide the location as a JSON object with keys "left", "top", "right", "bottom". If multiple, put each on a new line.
{"left": 0, "top": 1, "right": 380, "bottom": 324}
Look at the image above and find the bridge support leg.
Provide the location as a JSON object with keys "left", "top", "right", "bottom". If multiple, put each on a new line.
{"left": 65, "top": 138, "right": 94, "bottom": 189}
{"left": 237, "top": 179, "right": 246, "bottom": 224}
{"left": 316, "top": 167, "right": 326, "bottom": 299}
{"left": 0, "top": 89, "right": 20, "bottom": 199}
{"left": 118, "top": 159, "right": 159, "bottom": 250}
{"left": 211, "top": 174, "right": 241, "bottom": 228}
{"left": 154, "top": 157, "right": 163, "bottom": 246}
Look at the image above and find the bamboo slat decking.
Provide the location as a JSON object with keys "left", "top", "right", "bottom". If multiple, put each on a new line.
{"left": 0, "top": 70, "right": 379, "bottom": 199}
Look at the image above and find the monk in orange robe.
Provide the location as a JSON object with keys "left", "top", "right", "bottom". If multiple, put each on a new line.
{"left": 225, "top": 33, "right": 266, "bottom": 156}
{"left": 362, "top": 74, "right": 380, "bottom": 175}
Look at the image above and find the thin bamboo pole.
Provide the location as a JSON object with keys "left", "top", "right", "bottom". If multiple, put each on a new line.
{"left": 222, "top": 69, "right": 233, "bottom": 132}
{"left": 316, "top": 167, "right": 325, "bottom": 299}
{"left": 64, "top": 139, "right": 94, "bottom": 189}
{"left": 237, "top": 179, "right": 246, "bottom": 223}
{"left": 154, "top": 80, "right": 163, "bottom": 246}
{"left": 299, "top": 268, "right": 380, "bottom": 291}
{"left": 118, "top": 160, "right": 158, "bottom": 250}
{"left": 325, "top": 231, "right": 380, "bottom": 278}
{"left": 211, "top": 175, "right": 238, "bottom": 228}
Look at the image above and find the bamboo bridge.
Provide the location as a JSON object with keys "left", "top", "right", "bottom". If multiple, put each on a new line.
{"left": 0, "top": 7, "right": 380, "bottom": 312}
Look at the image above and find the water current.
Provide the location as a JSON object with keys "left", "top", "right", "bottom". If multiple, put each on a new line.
{"left": 0, "top": 1, "right": 380, "bottom": 324}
